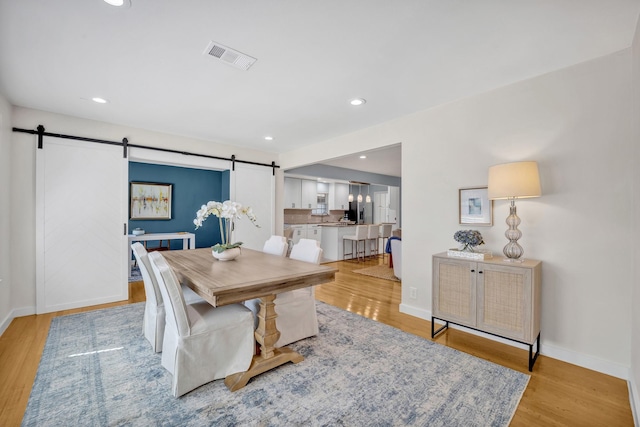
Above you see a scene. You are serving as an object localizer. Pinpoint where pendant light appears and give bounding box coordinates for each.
[365,186,371,203]
[357,184,363,203]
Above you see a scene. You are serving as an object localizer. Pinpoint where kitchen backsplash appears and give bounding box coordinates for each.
[284,209,346,224]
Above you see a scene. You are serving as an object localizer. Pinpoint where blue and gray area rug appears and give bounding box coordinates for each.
[23,302,529,426]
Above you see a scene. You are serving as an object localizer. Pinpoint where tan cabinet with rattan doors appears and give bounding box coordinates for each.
[431,253,542,371]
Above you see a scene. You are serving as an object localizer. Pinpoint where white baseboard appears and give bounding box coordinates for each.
[399,304,630,380]
[0,305,36,336]
[628,373,639,426]
[0,313,10,336]
[399,303,430,320]
[37,294,127,314]
[541,342,629,380]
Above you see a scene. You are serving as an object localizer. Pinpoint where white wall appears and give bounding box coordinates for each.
[0,93,12,333]
[630,15,640,425]
[9,107,278,314]
[281,49,635,378]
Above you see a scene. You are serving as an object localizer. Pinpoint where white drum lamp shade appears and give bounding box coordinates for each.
[488,161,541,200]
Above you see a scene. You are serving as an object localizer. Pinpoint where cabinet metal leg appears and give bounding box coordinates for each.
[431,317,449,338]
[432,317,540,372]
[528,332,540,371]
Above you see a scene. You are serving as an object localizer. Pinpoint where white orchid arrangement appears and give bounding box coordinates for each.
[194,200,259,253]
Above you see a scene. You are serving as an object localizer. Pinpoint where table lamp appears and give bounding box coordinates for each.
[488,161,541,260]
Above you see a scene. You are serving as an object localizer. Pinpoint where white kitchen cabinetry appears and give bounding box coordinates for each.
[431,253,542,371]
[333,183,350,210]
[301,179,317,209]
[317,182,329,193]
[289,225,306,244]
[306,224,322,243]
[284,178,302,209]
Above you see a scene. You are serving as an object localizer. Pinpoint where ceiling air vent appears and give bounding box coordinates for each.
[203,41,257,71]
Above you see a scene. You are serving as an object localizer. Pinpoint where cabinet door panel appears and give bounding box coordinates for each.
[284,178,301,208]
[433,258,476,327]
[333,183,349,210]
[301,179,317,209]
[477,264,532,342]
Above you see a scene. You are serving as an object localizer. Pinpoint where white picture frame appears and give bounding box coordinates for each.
[459,186,493,226]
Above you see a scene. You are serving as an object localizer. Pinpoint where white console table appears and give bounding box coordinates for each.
[128,232,196,277]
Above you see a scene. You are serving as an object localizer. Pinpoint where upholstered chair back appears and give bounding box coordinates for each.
[380,224,393,238]
[354,224,368,240]
[148,252,191,337]
[263,235,288,257]
[290,238,323,265]
[131,242,163,307]
[367,224,379,239]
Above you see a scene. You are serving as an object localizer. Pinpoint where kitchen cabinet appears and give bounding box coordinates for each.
[332,183,350,210]
[306,224,322,243]
[289,225,306,244]
[284,178,302,208]
[431,253,542,371]
[287,224,321,245]
[317,182,329,193]
[301,179,317,209]
[285,177,317,209]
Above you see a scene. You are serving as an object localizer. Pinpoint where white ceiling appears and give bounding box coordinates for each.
[1,0,638,166]
[319,145,402,178]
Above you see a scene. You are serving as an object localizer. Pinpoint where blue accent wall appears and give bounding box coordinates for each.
[129,162,226,249]
[221,170,230,200]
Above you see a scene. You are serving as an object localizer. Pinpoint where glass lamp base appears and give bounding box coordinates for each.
[503,200,525,262]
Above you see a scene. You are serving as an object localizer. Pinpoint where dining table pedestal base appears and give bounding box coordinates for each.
[224,347,303,392]
[224,294,304,392]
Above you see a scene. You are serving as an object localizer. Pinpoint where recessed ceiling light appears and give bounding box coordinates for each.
[349,98,366,106]
[359,155,367,159]
[103,0,131,7]
[92,97,109,104]
[264,136,273,141]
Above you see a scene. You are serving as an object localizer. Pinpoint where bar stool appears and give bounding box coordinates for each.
[367,224,380,259]
[343,225,367,262]
[379,224,393,263]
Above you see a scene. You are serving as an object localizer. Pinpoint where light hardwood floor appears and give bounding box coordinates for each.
[0,258,634,426]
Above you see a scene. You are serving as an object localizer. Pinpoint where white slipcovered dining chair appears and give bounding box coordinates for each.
[245,238,322,348]
[290,238,323,264]
[131,242,204,353]
[147,252,255,397]
[262,235,288,257]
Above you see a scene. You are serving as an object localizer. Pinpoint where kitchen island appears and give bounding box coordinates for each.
[320,224,376,261]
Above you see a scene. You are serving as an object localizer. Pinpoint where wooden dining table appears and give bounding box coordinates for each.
[162,247,337,391]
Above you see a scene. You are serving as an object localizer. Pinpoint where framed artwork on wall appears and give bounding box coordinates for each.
[130,182,172,220]
[459,186,492,226]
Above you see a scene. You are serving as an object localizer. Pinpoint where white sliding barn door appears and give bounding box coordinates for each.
[36,138,127,313]
[230,163,274,251]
